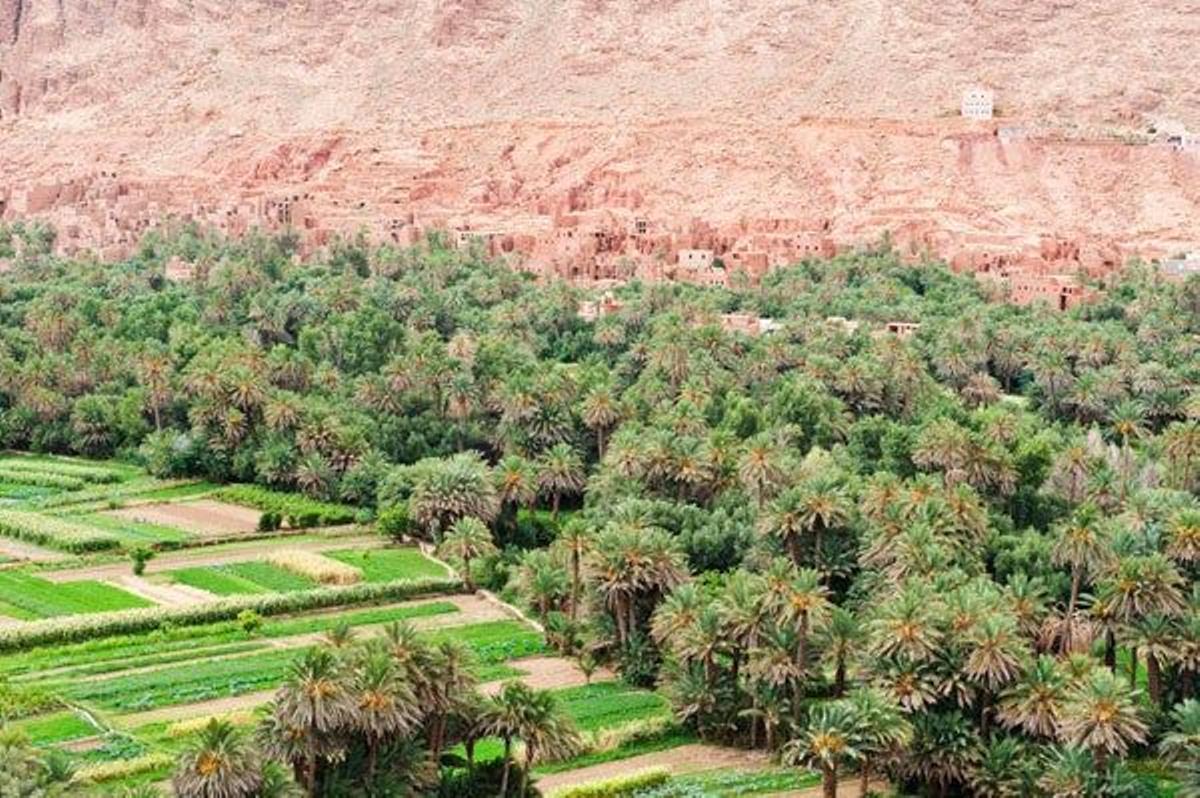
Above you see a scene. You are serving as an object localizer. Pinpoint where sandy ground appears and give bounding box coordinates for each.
[481,656,614,695]
[111,574,215,607]
[38,534,383,583]
[0,537,66,562]
[539,745,772,792]
[104,500,263,538]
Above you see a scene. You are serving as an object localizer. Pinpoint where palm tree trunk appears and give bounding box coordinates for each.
[1129,646,1138,689]
[834,655,846,696]
[597,427,607,459]
[1147,654,1162,706]
[552,490,561,521]
[1063,566,1082,653]
[814,526,823,573]
[305,757,318,798]
[823,765,837,798]
[463,554,474,591]
[787,536,802,568]
[520,742,537,797]
[859,757,871,797]
[1105,629,1117,671]
[570,551,581,621]
[500,737,513,796]
[749,695,759,749]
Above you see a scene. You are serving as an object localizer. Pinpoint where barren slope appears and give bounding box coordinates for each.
[2,0,1199,265]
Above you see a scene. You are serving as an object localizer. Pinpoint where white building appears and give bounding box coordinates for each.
[961,88,995,120]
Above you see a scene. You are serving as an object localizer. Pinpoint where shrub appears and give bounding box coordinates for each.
[130,547,155,576]
[256,511,281,532]
[267,550,362,585]
[0,468,85,491]
[377,504,410,541]
[236,609,262,634]
[0,680,61,719]
[165,711,256,738]
[548,768,670,798]
[0,510,121,553]
[0,576,461,652]
[214,485,355,526]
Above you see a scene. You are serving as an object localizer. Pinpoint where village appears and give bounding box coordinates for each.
[2,91,1198,316]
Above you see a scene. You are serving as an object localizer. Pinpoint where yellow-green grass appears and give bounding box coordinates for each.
[0,571,153,618]
[167,562,317,595]
[325,548,447,582]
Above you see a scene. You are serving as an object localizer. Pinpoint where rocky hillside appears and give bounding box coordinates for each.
[2,0,1199,263]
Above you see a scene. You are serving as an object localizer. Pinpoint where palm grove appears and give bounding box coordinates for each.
[1,220,1199,796]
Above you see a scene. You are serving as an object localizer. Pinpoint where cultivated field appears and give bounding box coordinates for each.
[0,454,775,795]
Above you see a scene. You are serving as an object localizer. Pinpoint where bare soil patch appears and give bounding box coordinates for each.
[482,656,614,696]
[111,575,214,608]
[105,499,262,538]
[539,744,770,793]
[0,537,65,563]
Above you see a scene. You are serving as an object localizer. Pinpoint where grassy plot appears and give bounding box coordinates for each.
[470,681,674,764]
[59,620,544,713]
[0,571,153,618]
[2,601,461,681]
[8,710,97,746]
[637,769,822,797]
[326,548,447,582]
[168,562,317,595]
[75,512,190,546]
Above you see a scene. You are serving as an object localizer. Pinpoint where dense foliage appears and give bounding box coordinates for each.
[2,227,1199,795]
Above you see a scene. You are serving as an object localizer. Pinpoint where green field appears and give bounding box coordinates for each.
[74,512,191,546]
[0,571,152,618]
[326,548,447,582]
[168,561,317,595]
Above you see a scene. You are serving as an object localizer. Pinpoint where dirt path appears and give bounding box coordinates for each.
[116,689,281,728]
[39,534,384,582]
[111,575,215,607]
[539,744,771,793]
[0,536,65,563]
[482,656,614,695]
[768,780,888,798]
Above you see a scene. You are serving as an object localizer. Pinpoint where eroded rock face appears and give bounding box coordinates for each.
[1,1,1199,271]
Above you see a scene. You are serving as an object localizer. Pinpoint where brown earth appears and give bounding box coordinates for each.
[538,744,771,793]
[1,2,1199,270]
[104,499,263,538]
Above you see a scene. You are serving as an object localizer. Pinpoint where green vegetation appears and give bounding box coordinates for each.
[325,547,447,582]
[0,509,120,552]
[213,485,356,527]
[0,571,152,617]
[2,232,1199,795]
[8,710,96,745]
[73,511,190,546]
[552,768,670,798]
[169,561,317,595]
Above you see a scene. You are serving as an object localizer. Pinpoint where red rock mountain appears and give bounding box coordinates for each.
[2,0,1199,271]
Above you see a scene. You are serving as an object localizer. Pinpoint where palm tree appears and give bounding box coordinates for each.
[997,655,1068,739]
[1037,745,1099,798]
[537,443,586,520]
[589,523,687,647]
[437,516,498,591]
[553,520,592,620]
[262,647,357,795]
[495,455,538,520]
[350,651,419,780]
[1162,699,1200,798]
[782,701,861,798]
[963,613,1028,733]
[581,385,622,458]
[1050,505,1113,654]
[845,687,912,798]
[793,475,852,575]
[480,682,580,797]
[737,437,788,510]
[820,607,864,697]
[778,568,830,687]
[759,487,808,567]
[1058,668,1148,769]
[1163,421,1200,492]
[1126,614,1178,707]
[514,549,569,623]
[1167,508,1200,565]
[173,719,263,798]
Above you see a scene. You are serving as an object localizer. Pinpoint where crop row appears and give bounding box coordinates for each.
[0,571,152,618]
[0,576,462,652]
[0,458,123,484]
[169,561,317,595]
[267,549,361,584]
[65,620,544,712]
[3,600,459,681]
[0,509,121,552]
[213,484,357,526]
[0,468,86,491]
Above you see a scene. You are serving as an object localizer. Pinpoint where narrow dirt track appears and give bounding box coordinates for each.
[39,533,383,583]
[111,575,215,607]
[0,537,65,563]
[481,656,614,695]
[538,744,771,792]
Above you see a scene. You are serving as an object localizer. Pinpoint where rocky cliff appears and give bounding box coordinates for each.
[2,0,1199,267]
